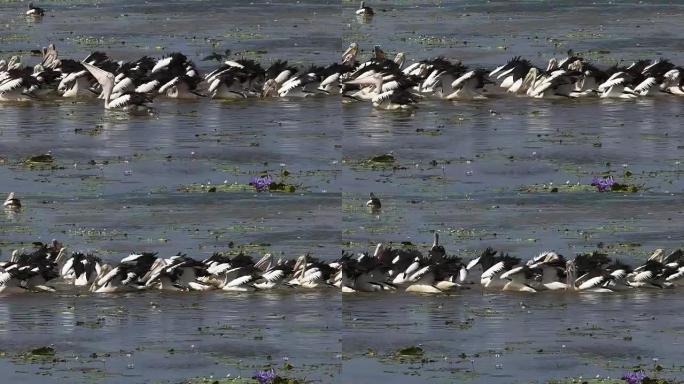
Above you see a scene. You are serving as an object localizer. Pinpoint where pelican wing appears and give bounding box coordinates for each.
[500,266,525,280]
[300,269,323,284]
[598,74,625,92]
[275,69,293,84]
[451,70,475,89]
[632,270,653,282]
[408,265,431,282]
[223,60,244,69]
[261,269,285,283]
[96,266,120,286]
[61,257,74,277]
[158,76,179,94]
[482,261,505,279]
[0,78,24,92]
[634,77,657,93]
[664,69,681,81]
[489,63,507,78]
[458,267,468,282]
[665,267,684,282]
[108,94,132,108]
[151,56,173,73]
[112,77,135,94]
[320,73,340,88]
[135,79,160,93]
[610,269,627,279]
[466,257,481,271]
[278,78,303,95]
[578,275,605,290]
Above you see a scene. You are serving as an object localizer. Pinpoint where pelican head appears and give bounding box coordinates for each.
[546,57,558,72]
[8,56,20,70]
[393,52,406,69]
[82,62,118,108]
[342,42,359,66]
[346,73,383,92]
[3,192,20,209]
[568,59,583,72]
[293,254,309,276]
[522,67,539,89]
[565,260,577,290]
[261,79,279,98]
[41,43,58,67]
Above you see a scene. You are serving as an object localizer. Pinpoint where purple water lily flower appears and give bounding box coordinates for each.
[591,176,615,192]
[622,370,646,384]
[253,368,276,384]
[250,175,273,192]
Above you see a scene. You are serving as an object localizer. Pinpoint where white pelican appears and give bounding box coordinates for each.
[91,252,160,293]
[366,192,381,210]
[26,3,45,17]
[489,56,535,93]
[82,62,153,111]
[60,252,106,287]
[3,192,21,209]
[356,1,374,16]
[446,69,491,100]
[145,254,213,291]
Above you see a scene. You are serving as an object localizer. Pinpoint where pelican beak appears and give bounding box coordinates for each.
[342,43,358,58]
[261,79,278,98]
[342,43,358,63]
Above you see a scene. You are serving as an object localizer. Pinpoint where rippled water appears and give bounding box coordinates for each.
[1,1,684,383]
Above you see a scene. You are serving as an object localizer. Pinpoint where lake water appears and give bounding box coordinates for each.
[1,0,684,383]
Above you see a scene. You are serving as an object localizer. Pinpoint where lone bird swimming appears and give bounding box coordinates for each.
[3,192,21,209]
[356,1,374,16]
[366,192,381,211]
[26,3,45,17]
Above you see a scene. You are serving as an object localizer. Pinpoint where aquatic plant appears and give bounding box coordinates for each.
[249,175,274,192]
[253,369,276,384]
[591,176,615,192]
[590,176,640,193]
[622,371,646,384]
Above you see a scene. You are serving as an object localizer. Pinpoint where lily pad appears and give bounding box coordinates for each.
[30,346,55,356]
[25,154,54,164]
[369,154,395,163]
[396,346,423,356]
[268,182,297,193]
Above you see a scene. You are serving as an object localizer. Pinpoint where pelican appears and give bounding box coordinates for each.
[366,192,381,210]
[145,254,213,291]
[0,63,40,101]
[356,1,374,16]
[91,252,160,293]
[82,62,153,111]
[60,252,106,287]
[3,192,21,209]
[446,69,492,100]
[490,56,535,93]
[565,252,614,292]
[342,43,359,67]
[526,252,569,291]
[26,3,45,17]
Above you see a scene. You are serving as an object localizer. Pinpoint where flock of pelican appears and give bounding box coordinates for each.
[2,234,684,295]
[1,42,683,112]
